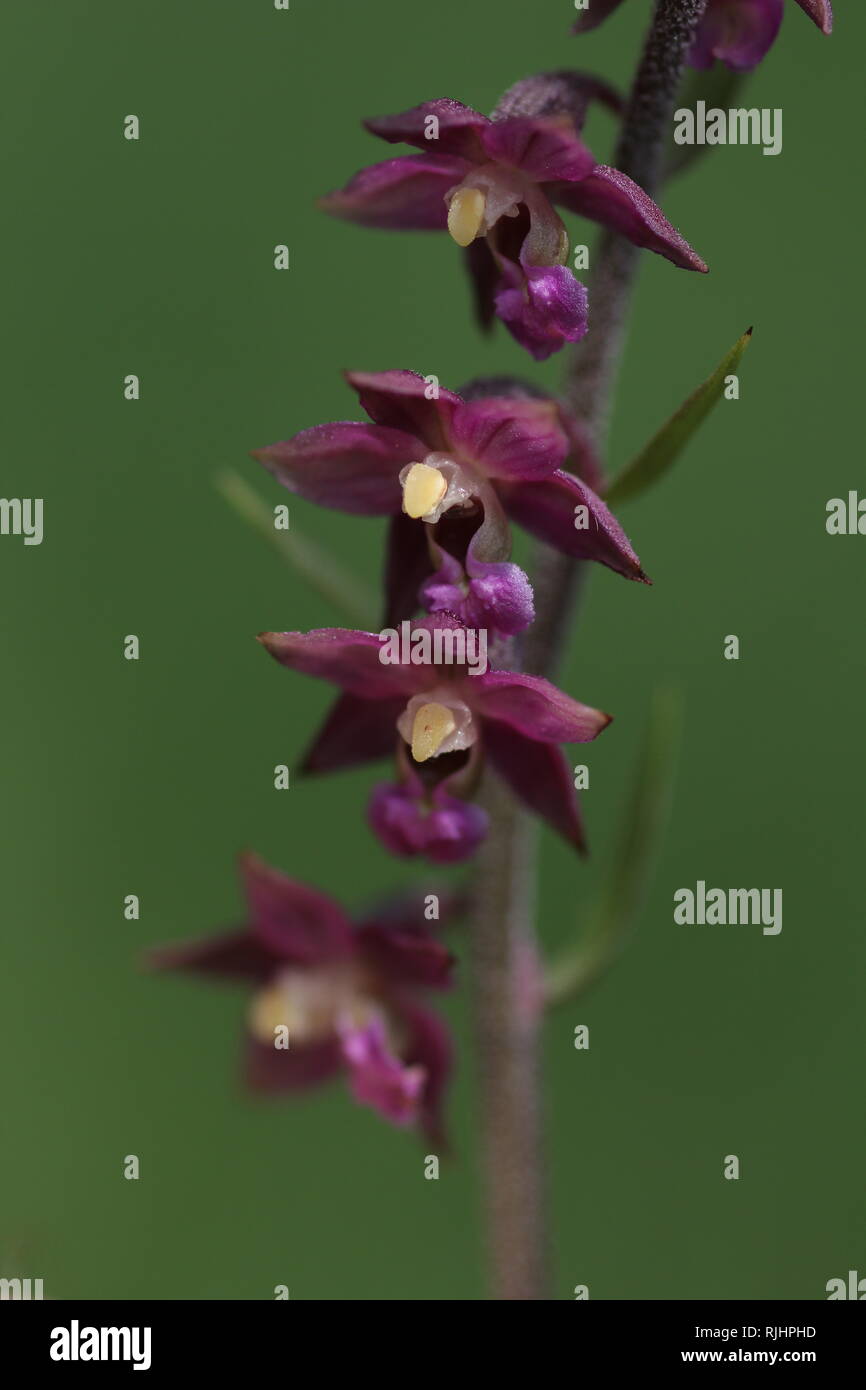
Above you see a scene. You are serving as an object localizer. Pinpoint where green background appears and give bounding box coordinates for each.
[1,0,862,1301]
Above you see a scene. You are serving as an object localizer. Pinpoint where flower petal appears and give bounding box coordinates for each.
[241,853,353,964]
[690,0,783,70]
[253,422,420,516]
[358,886,468,936]
[557,402,607,493]
[393,1000,453,1145]
[792,0,832,35]
[470,671,612,742]
[450,396,570,480]
[245,1034,343,1093]
[319,153,470,230]
[497,468,648,582]
[339,1017,427,1127]
[553,165,708,272]
[463,238,499,332]
[356,920,456,989]
[301,691,404,774]
[491,71,624,134]
[364,99,491,160]
[148,929,276,982]
[482,115,596,183]
[257,628,422,698]
[383,511,435,627]
[484,722,587,853]
[344,369,461,451]
[458,378,606,492]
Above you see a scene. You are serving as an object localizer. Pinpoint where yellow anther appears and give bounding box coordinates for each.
[411,702,456,763]
[402,462,448,519]
[447,186,486,247]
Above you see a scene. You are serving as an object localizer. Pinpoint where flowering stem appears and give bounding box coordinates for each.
[527,0,707,679]
[471,778,547,1300]
[469,0,706,1302]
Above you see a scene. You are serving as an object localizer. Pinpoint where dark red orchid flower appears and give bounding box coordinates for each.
[150,854,458,1142]
[257,614,612,855]
[253,368,646,632]
[320,87,706,359]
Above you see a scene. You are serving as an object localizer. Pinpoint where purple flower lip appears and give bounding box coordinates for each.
[369,777,489,864]
[421,545,536,638]
[338,1016,427,1127]
[149,853,459,1140]
[319,93,707,357]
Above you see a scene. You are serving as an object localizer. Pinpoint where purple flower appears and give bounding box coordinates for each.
[257,614,611,854]
[319,93,707,359]
[253,369,647,628]
[150,853,457,1141]
[574,1,832,71]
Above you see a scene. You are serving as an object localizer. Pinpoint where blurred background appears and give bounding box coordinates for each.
[0,0,862,1300]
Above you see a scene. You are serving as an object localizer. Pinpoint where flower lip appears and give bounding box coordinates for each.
[367,774,489,864]
[338,1014,428,1127]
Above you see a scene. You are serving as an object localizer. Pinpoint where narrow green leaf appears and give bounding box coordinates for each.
[215,468,378,629]
[606,329,752,506]
[545,687,683,1007]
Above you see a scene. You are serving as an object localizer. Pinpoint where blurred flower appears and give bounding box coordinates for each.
[574,0,832,72]
[151,854,457,1140]
[253,369,646,630]
[258,614,611,853]
[319,88,706,358]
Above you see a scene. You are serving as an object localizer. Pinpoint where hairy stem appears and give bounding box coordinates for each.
[470,794,545,1300]
[469,0,707,1302]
